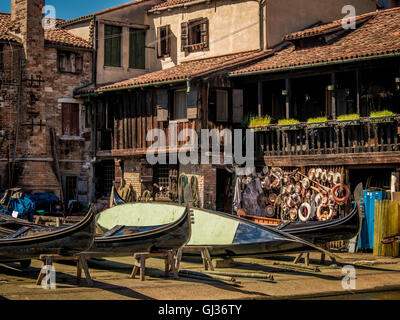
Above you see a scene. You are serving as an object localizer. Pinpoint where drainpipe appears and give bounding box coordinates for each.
[259,0,266,50]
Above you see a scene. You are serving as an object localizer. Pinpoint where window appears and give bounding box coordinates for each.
[157,25,171,58]
[62,103,80,136]
[174,90,187,120]
[216,90,228,122]
[104,25,122,67]
[58,51,83,74]
[181,18,209,52]
[129,28,146,69]
[65,176,77,202]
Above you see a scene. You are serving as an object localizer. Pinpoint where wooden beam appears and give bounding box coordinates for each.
[285,78,291,119]
[356,68,360,115]
[257,80,263,117]
[330,72,336,119]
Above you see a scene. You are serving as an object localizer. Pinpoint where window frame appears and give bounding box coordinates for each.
[62,103,80,137]
[173,89,188,121]
[181,18,209,53]
[104,24,122,68]
[157,25,171,58]
[57,50,83,74]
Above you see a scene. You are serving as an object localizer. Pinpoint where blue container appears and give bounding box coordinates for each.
[359,191,387,249]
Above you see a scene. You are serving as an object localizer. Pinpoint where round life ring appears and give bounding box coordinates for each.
[289,208,298,221]
[332,184,350,204]
[317,205,334,221]
[271,176,281,189]
[298,203,312,222]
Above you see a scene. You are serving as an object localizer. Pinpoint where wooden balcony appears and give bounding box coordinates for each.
[253,116,400,167]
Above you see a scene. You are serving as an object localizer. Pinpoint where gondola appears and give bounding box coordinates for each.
[0,205,96,263]
[113,188,360,249]
[241,203,361,245]
[86,204,193,257]
[98,199,336,258]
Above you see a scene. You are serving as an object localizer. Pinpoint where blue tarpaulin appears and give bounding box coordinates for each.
[10,195,35,222]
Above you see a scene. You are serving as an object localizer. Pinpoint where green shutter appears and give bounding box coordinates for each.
[130,28,146,69]
[104,25,122,67]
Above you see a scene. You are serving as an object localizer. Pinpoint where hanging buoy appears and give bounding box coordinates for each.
[317,204,334,221]
[298,203,312,222]
[332,184,350,204]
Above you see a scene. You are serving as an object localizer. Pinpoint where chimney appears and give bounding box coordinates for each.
[10,0,45,70]
[9,0,62,197]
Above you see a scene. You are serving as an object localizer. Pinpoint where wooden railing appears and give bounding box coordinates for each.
[254,117,400,157]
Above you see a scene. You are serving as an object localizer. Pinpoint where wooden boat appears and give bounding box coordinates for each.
[113,189,359,251]
[96,201,335,258]
[0,206,96,262]
[86,204,193,257]
[241,203,361,245]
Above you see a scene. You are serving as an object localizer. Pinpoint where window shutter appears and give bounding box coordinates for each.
[200,19,209,48]
[232,89,244,123]
[181,22,188,51]
[166,25,171,55]
[187,88,198,120]
[157,27,162,58]
[75,54,83,73]
[130,29,146,69]
[156,89,169,122]
[216,90,228,122]
[62,103,71,135]
[71,104,80,136]
[58,52,67,72]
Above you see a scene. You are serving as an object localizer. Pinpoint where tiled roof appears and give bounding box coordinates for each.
[96,50,273,92]
[231,7,400,76]
[283,11,377,41]
[0,12,92,49]
[58,0,153,27]
[150,0,193,10]
[0,13,17,41]
[44,28,93,49]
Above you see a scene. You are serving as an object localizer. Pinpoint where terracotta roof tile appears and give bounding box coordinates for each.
[0,12,92,49]
[150,0,194,10]
[97,50,272,92]
[231,7,400,76]
[283,11,378,41]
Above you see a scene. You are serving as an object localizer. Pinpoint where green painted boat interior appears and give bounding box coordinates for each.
[96,203,285,246]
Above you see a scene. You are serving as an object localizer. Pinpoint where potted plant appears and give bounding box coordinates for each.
[369,110,396,123]
[248,115,272,130]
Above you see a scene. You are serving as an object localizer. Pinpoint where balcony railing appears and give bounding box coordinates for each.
[253,116,400,157]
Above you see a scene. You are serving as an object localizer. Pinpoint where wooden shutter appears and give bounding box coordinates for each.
[58,52,68,72]
[105,25,121,67]
[200,19,209,48]
[216,90,228,122]
[130,29,146,69]
[165,25,171,56]
[232,89,244,123]
[62,103,80,136]
[156,89,169,122]
[187,88,198,120]
[75,54,83,73]
[181,22,188,52]
[157,27,162,57]
[208,89,217,122]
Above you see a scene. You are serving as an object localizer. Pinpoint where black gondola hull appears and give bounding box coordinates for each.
[86,206,192,258]
[0,208,96,262]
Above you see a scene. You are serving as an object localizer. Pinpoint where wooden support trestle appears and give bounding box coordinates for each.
[36,254,93,287]
[130,250,180,281]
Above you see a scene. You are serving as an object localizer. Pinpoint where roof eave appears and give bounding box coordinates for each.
[229,52,400,78]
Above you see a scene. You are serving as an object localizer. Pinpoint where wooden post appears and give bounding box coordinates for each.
[331,73,336,119]
[356,68,360,115]
[285,78,291,119]
[257,80,263,117]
